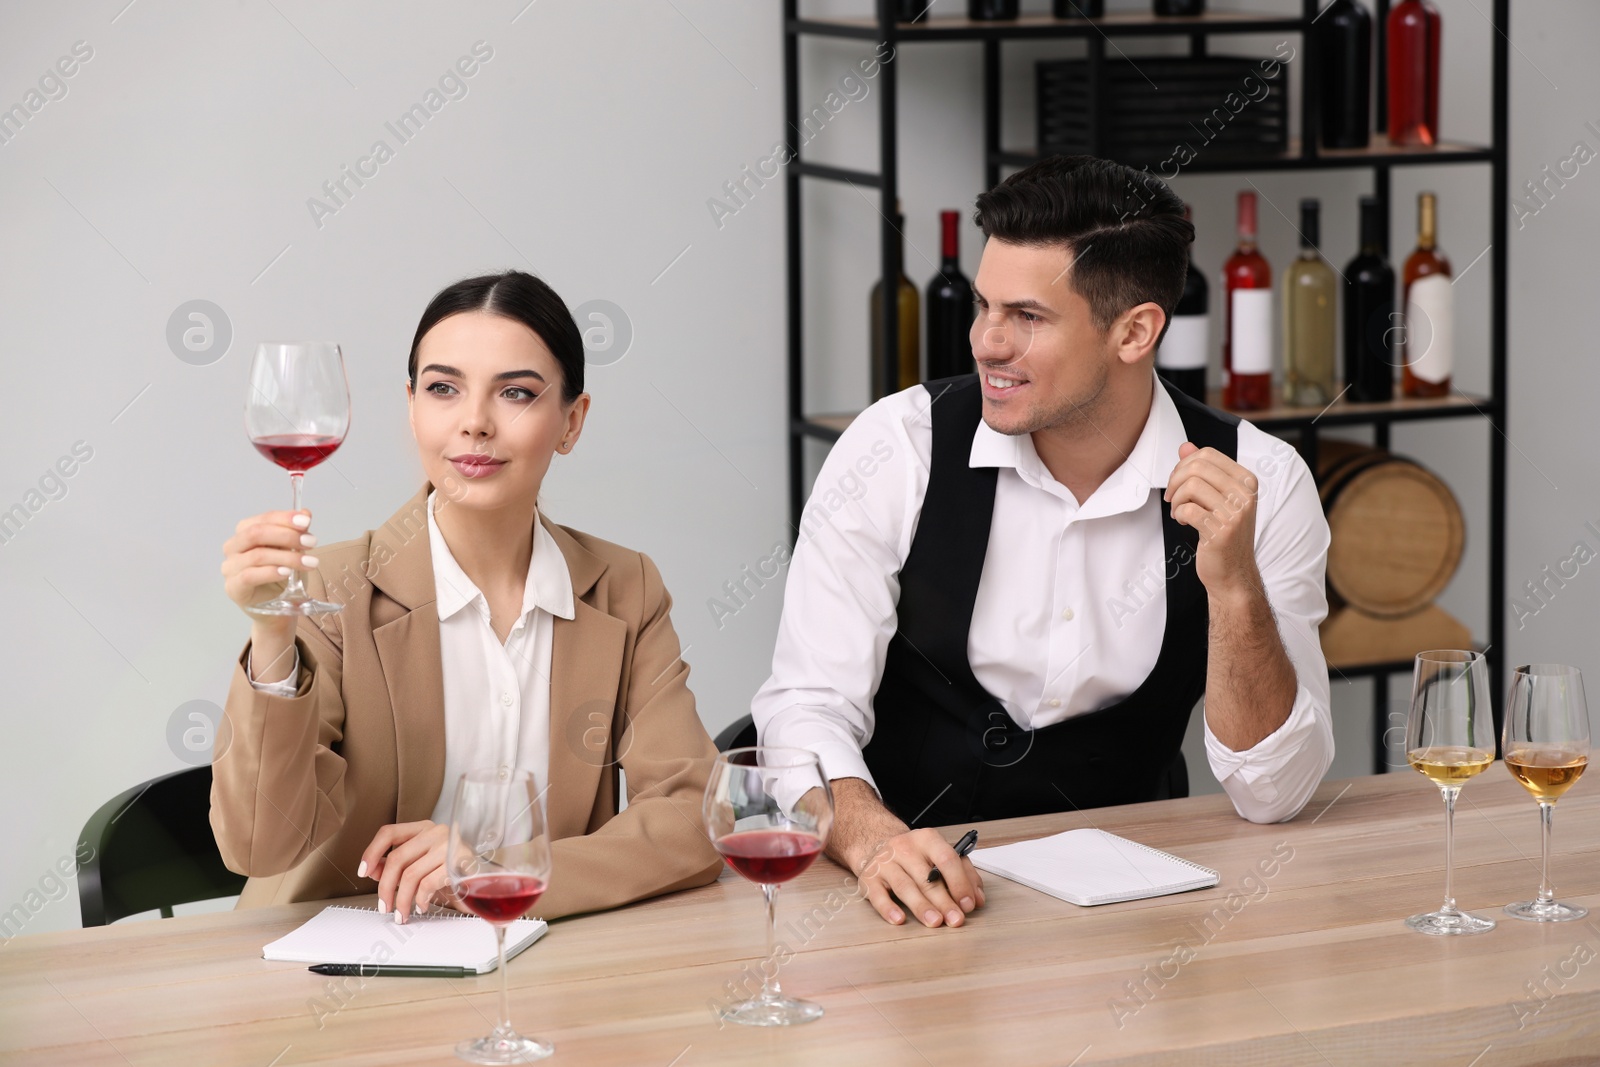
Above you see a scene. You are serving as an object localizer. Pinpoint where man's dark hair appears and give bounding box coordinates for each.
[408,269,585,403]
[973,155,1193,345]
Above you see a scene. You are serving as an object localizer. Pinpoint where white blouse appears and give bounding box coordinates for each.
[247,490,575,825]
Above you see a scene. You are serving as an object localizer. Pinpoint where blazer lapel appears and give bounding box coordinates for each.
[541,516,627,840]
[368,484,447,824]
[362,488,626,836]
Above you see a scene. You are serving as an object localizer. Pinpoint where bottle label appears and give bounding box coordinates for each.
[1157,314,1209,370]
[1230,289,1273,375]
[1405,275,1454,384]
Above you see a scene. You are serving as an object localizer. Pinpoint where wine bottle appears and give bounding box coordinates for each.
[870,201,921,398]
[1052,0,1103,16]
[926,210,975,381]
[1153,0,1205,14]
[1156,204,1209,404]
[1387,0,1441,147]
[895,0,928,23]
[1343,196,1396,403]
[1401,191,1453,398]
[1222,191,1272,411]
[1283,199,1337,407]
[1315,0,1372,149]
[968,0,1019,19]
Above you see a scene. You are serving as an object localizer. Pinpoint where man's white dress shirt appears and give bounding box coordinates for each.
[752,374,1334,824]
[248,491,575,825]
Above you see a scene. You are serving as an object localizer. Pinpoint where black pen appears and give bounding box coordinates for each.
[927,829,979,884]
[309,963,471,978]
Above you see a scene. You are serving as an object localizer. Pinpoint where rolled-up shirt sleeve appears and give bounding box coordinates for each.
[751,391,932,793]
[246,645,301,699]
[1203,430,1335,823]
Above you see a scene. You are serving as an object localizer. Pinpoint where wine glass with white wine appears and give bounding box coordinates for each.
[1405,649,1497,935]
[1502,663,1590,922]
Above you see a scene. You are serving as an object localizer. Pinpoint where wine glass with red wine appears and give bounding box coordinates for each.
[448,768,553,1064]
[702,747,834,1026]
[244,341,349,616]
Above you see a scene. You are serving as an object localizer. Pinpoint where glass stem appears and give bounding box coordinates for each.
[1441,786,1459,913]
[494,923,513,1039]
[1537,801,1556,906]
[761,882,783,1003]
[284,472,308,601]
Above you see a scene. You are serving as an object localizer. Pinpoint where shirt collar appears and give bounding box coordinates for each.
[427,491,576,624]
[967,372,1187,516]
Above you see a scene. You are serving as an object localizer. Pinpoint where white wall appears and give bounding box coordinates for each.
[2,0,1594,938]
[0,0,791,937]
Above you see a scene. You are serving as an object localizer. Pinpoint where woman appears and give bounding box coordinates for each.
[212,270,723,922]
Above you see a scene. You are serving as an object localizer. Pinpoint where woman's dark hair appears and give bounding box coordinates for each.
[973,155,1193,345]
[407,270,585,403]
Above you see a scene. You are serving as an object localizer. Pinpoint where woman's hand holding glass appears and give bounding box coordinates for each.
[220,508,320,684]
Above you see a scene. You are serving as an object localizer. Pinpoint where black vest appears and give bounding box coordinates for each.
[862,374,1239,826]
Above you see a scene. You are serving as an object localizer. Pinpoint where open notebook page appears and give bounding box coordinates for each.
[262,904,547,973]
[971,828,1219,907]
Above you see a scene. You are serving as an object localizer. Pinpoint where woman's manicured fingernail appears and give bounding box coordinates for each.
[960,897,974,911]
[301,555,319,567]
[414,902,425,916]
[292,513,311,528]
[377,899,387,914]
[924,910,940,926]
[889,910,903,924]
[300,534,318,548]
[357,860,367,879]
[947,910,963,925]
[278,567,292,577]
[396,911,406,925]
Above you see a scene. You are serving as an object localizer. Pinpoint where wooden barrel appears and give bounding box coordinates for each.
[1315,442,1465,619]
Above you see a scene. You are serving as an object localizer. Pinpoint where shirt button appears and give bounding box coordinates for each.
[1049,698,1062,708]
[1061,608,1074,621]
[500,692,513,707]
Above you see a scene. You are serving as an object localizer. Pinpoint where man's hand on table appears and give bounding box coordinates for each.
[826,777,985,928]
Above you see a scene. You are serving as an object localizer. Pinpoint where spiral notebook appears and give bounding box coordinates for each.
[262,905,547,974]
[970,828,1219,907]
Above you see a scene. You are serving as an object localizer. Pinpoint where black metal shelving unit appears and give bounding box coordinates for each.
[784,0,1511,774]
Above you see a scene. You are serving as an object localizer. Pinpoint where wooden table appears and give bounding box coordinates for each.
[6,772,1600,1066]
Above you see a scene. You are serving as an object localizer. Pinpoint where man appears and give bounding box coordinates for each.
[753,155,1334,929]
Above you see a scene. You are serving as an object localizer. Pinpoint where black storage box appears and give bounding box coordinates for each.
[1036,55,1289,165]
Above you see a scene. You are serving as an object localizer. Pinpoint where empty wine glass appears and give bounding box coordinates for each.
[448,769,553,1063]
[1503,663,1590,922]
[703,747,833,1026]
[244,341,349,616]
[1404,649,1497,935]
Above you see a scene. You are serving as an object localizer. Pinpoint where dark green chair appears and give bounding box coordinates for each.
[714,714,757,752]
[77,765,247,927]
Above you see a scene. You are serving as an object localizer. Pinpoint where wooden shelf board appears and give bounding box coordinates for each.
[801,389,1493,440]
[794,11,1303,40]
[998,139,1495,173]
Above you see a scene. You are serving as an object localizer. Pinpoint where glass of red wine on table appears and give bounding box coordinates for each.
[448,768,553,1064]
[244,341,350,617]
[703,747,834,1027]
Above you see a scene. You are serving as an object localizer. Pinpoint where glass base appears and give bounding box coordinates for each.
[1405,908,1496,935]
[246,595,343,617]
[720,994,824,1027]
[455,1030,552,1065]
[1505,899,1588,922]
